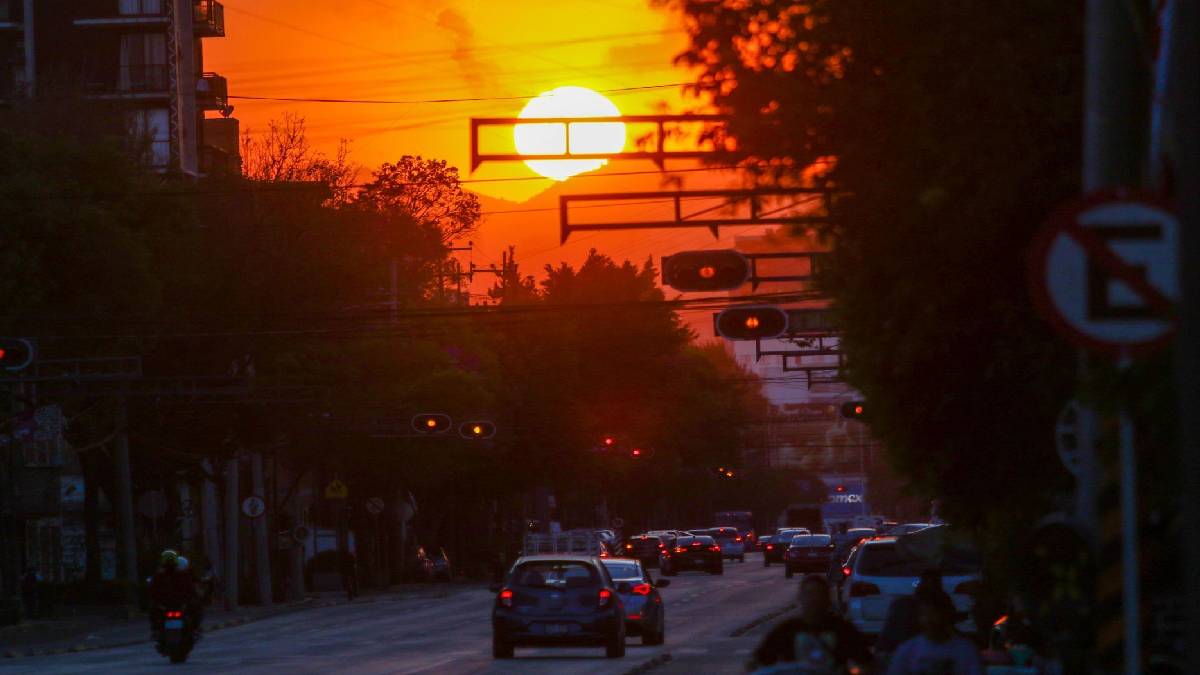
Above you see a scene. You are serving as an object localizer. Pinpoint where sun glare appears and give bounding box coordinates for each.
[514,86,626,181]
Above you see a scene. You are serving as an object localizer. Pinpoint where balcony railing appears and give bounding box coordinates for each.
[196,72,227,110]
[193,0,224,37]
[87,64,169,96]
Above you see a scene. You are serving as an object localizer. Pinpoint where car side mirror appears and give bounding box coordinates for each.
[655,578,670,588]
[616,581,632,594]
[488,583,502,593]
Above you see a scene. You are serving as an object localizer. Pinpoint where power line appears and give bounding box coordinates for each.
[228,81,692,105]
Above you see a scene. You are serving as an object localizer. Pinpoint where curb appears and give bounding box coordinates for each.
[622,652,672,674]
[728,601,798,637]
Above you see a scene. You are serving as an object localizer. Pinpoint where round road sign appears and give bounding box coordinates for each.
[1029,191,1179,357]
[241,495,266,519]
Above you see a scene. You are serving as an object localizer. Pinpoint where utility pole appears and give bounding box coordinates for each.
[113,392,138,594]
[223,455,239,609]
[1164,0,1200,668]
[1082,1,1151,672]
[251,452,272,604]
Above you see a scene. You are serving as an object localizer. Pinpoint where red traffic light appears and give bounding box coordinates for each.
[459,421,497,439]
[603,436,616,447]
[835,484,846,493]
[629,447,655,459]
[714,306,788,340]
[0,338,35,372]
[840,401,867,419]
[662,250,750,292]
[412,413,452,434]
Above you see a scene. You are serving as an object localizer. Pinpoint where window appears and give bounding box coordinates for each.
[128,108,170,167]
[600,560,642,581]
[511,561,599,589]
[119,0,163,15]
[118,34,167,92]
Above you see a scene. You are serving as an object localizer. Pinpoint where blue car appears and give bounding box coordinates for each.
[601,557,670,645]
[491,555,626,659]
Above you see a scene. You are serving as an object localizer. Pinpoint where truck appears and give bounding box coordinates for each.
[522,530,606,557]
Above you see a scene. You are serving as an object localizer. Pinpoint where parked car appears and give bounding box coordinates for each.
[660,535,722,576]
[600,558,670,645]
[701,527,746,562]
[620,534,666,569]
[763,528,810,566]
[837,537,980,637]
[491,555,626,659]
[783,534,834,578]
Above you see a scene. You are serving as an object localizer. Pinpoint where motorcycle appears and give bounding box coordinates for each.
[156,606,196,664]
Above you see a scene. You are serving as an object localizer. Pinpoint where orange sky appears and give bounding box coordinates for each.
[206,1,799,325]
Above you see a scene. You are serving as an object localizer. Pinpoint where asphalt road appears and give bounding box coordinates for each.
[0,553,801,674]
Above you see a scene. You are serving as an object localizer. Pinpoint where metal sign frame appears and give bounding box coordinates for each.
[470,113,729,170]
[559,188,834,242]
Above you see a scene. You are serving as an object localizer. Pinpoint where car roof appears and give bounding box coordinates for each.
[515,554,602,563]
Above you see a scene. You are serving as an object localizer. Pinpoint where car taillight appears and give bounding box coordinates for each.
[598,588,614,608]
[849,582,881,597]
[626,543,633,549]
[735,536,743,542]
[674,546,686,553]
[497,588,514,608]
[165,610,183,618]
[766,544,774,551]
[691,542,702,547]
[629,613,642,620]
[710,545,721,552]
[631,583,651,596]
[842,566,852,577]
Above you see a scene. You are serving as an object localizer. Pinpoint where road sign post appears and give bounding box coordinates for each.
[1031,191,1180,673]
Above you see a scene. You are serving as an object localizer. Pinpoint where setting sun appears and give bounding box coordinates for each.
[513,86,626,181]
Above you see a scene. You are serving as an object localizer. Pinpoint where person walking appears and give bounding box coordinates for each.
[748,574,874,673]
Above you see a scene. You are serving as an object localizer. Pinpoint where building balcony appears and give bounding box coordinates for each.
[73,1,168,29]
[86,63,170,99]
[194,0,225,37]
[196,72,227,110]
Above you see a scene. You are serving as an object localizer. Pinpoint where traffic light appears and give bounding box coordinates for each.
[840,401,867,419]
[629,447,654,459]
[459,421,497,439]
[714,305,788,340]
[411,413,452,434]
[0,338,35,372]
[662,250,750,292]
[602,435,617,448]
[834,484,847,493]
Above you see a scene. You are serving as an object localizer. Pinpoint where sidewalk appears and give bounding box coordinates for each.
[0,582,481,660]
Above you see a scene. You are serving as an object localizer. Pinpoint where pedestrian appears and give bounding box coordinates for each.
[886,588,984,675]
[877,570,946,662]
[748,574,874,673]
[20,568,40,620]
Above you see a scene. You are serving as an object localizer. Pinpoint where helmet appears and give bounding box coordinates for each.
[177,556,190,571]
[160,549,179,567]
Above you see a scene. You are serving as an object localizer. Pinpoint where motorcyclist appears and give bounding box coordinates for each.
[149,550,200,640]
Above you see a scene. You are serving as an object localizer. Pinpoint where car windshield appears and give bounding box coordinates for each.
[601,560,643,581]
[790,534,832,547]
[512,561,599,588]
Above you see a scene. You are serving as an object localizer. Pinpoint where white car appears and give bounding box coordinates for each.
[838,537,979,636]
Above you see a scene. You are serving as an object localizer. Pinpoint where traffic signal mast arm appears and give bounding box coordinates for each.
[559,188,834,243]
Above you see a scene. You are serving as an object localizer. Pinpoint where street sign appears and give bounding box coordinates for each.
[324,479,349,500]
[241,495,265,518]
[1029,192,1179,356]
[366,496,385,515]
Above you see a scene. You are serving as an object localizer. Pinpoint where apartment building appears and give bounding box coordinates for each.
[0,0,238,175]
